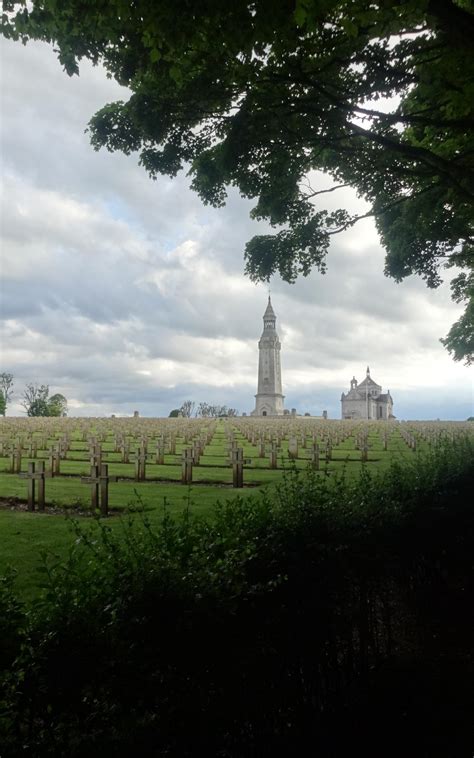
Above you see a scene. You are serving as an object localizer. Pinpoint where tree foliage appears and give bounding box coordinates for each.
[2,0,473,361]
[21,384,68,416]
[48,393,68,416]
[196,402,238,417]
[0,373,14,415]
[179,400,195,418]
[179,400,238,417]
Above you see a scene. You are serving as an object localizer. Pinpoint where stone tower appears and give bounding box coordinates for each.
[252,297,285,416]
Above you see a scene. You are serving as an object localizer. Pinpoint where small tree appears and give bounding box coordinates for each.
[196,402,212,417]
[179,401,195,418]
[169,409,180,418]
[48,393,68,417]
[0,373,14,415]
[21,384,68,417]
[22,384,50,416]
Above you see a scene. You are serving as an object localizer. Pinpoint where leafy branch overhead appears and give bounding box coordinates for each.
[2,0,473,362]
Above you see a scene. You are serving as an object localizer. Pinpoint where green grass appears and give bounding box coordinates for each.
[0,426,427,599]
[0,480,262,600]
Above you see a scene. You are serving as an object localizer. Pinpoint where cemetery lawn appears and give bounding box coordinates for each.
[0,451,414,601]
[0,480,264,601]
[0,417,450,601]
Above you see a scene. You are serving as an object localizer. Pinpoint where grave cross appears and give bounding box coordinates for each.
[228,447,251,488]
[156,439,165,465]
[269,440,278,470]
[81,463,117,516]
[226,439,238,457]
[325,440,332,463]
[48,448,61,477]
[181,448,194,484]
[192,440,201,465]
[59,436,69,459]
[19,461,50,511]
[121,442,130,464]
[27,440,38,458]
[134,448,147,481]
[10,447,22,474]
[310,442,320,470]
[89,443,102,467]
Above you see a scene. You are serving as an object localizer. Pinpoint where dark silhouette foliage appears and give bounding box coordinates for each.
[1,436,473,756]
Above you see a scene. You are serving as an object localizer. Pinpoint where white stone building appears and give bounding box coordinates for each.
[251,297,285,416]
[341,367,394,420]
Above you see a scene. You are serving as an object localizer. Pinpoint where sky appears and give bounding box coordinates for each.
[1,37,472,421]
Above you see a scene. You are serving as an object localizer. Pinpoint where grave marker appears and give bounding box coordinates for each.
[121,442,130,464]
[228,447,251,488]
[81,463,117,516]
[288,437,298,460]
[269,440,278,469]
[155,439,165,465]
[182,448,193,484]
[310,442,320,470]
[19,461,49,511]
[48,449,61,477]
[134,448,147,481]
[10,448,22,474]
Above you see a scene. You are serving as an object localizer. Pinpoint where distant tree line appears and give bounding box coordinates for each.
[0,373,68,417]
[170,400,238,418]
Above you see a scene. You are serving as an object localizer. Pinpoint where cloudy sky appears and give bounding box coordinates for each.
[1,37,472,420]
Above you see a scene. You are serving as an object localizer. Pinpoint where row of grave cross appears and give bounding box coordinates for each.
[10,428,396,514]
[18,442,257,512]
[8,434,335,482]
[19,461,117,516]
[6,427,384,489]
[17,444,257,513]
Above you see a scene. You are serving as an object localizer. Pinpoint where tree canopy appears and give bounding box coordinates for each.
[21,384,68,416]
[0,373,14,415]
[3,0,473,362]
[48,393,68,416]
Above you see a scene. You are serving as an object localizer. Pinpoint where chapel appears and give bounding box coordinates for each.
[341,367,394,420]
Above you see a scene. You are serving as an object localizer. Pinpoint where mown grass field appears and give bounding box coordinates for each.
[0,417,461,598]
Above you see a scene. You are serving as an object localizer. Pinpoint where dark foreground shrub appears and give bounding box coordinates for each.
[1,437,473,756]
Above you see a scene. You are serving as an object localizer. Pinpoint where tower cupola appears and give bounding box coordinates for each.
[263,296,276,330]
